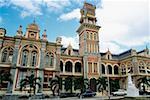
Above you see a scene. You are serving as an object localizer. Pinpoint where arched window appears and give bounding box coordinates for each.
[87,32,89,39]
[108,65,112,74]
[60,61,63,72]
[21,45,38,67]
[114,65,119,75]
[45,52,54,67]
[31,51,37,66]
[139,61,145,73]
[90,33,93,40]
[127,63,133,74]
[94,33,96,40]
[121,64,126,75]
[75,62,81,73]
[50,53,54,66]
[22,50,28,66]
[1,47,13,62]
[45,55,49,66]
[65,61,72,72]
[101,64,105,74]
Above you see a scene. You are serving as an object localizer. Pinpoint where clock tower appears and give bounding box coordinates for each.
[77,2,101,79]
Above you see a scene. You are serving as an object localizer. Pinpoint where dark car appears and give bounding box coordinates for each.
[139,90,150,95]
[79,89,96,98]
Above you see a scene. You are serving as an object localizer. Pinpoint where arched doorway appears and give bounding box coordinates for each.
[90,78,97,92]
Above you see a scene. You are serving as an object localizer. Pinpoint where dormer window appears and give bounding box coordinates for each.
[68,50,71,55]
[108,55,110,59]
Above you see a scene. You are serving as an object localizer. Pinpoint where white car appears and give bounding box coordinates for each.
[112,89,127,96]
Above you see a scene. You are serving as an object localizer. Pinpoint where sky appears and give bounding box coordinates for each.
[0,0,149,54]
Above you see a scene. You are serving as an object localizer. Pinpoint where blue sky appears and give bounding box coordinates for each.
[0,0,149,54]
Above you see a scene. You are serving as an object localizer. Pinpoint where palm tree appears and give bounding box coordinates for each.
[64,76,73,93]
[137,76,150,92]
[109,79,120,93]
[50,76,60,96]
[97,77,107,95]
[74,77,89,94]
[0,70,12,89]
[19,73,41,96]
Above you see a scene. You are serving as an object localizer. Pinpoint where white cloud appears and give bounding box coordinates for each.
[59,0,149,54]
[58,8,80,21]
[96,0,149,53]
[101,42,125,54]
[61,35,79,49]
[43,0,71,12]
[9,0,42,18]
[0,0,71,18]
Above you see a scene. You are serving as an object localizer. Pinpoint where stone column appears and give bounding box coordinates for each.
[7,38,20,93]
[73,63,75,75]
[112,66,114,75]
[83,55,88,78]
[38,42,46,93]
[63,64,65,73]
[62,77,65,93]
[92,62,94,73]
[0,39,3,61]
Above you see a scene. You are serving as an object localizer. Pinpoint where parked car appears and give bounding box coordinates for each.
[139,90,150,95]
[79,89,96,98]
[112,89,127,96]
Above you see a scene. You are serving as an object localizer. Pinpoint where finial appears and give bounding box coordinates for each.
[42,29,47,41]
[16,25,23,36]
[107,48,109,52]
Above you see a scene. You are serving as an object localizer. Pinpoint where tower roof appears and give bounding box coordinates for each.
[27,22,39,31]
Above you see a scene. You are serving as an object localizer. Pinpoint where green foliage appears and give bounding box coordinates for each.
[62,76,89,94]
[109,79,120,92]
[137,76,150,92]
[19,73,41,95]
[0,70,12,88]
[64,76,73,93]
[97,77,107,94]
[50,76,60,96]
[74,77,89,93]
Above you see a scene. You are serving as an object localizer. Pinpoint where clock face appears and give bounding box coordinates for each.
[29,32,36,38]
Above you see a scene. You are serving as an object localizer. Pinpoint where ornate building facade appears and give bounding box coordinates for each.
[0,2,149,95]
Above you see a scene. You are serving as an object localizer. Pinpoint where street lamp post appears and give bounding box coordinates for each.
[107,76,110,100]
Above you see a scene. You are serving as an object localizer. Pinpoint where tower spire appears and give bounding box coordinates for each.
[16,25,23,37]
[42,29,47,41]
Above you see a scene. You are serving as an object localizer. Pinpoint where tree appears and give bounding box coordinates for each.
[19,73,41,96]
[64,76,73,93]
[0,70,12,89]
[74,77,89,94]
[137,76,150,92]
[96,77,107,95]
[109,79,120,93]
[50,76,60,96]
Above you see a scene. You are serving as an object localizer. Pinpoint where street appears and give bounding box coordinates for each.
[48,96,124,100]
